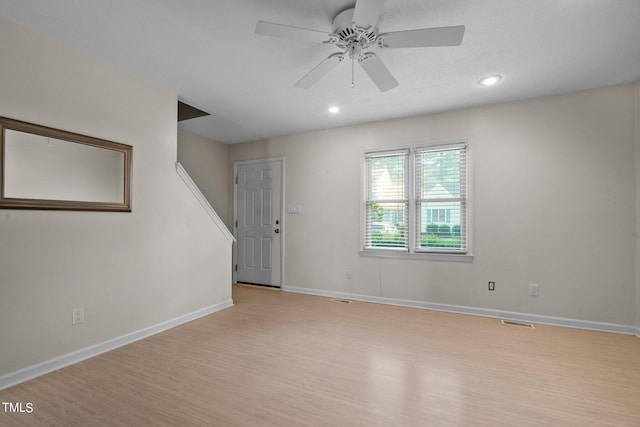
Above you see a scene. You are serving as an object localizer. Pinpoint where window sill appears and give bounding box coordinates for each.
[359,249,473,263]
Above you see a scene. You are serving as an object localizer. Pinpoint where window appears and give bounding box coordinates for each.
[362,140,471,261]
[364,149,408,249]
[428,208,448,224]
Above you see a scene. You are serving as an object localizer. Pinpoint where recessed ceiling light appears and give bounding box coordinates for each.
[478,75,503,86]
[328,106,340,114]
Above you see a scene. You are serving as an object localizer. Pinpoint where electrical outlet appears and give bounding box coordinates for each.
[488,281,495,291]
[529,284,539,297]
[72,307,85,325]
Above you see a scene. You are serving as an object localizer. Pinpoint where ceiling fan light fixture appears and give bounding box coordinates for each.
[256,1,466,92]
[478,75,503,86]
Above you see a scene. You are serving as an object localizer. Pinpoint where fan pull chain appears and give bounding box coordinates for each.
[351,55,355,89]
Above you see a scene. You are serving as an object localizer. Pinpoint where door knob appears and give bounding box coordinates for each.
[274,228,280,234]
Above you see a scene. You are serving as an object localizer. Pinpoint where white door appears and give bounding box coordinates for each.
[235,160,282,287]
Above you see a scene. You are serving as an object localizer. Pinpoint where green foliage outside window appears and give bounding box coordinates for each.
[370,222,406,248]
[371,230,406,248]
[371,203,385,222]
[420,223,461,249]
[421,235,461,249]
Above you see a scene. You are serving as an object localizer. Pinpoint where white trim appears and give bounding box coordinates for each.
[282,286,636,335]
[0,299,233,391]
[359,249,473,262]
[233,158,285,288]
[635,327,640,339]
[176,162,235,244]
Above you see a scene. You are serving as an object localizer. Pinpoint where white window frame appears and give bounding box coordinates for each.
[360,139,473,262]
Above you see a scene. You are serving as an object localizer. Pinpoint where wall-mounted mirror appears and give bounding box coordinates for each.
[0,117,132,211]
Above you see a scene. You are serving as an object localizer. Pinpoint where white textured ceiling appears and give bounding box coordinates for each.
[1,0,639,144]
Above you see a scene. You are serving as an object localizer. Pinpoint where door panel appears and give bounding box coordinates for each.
[236,160,282,286]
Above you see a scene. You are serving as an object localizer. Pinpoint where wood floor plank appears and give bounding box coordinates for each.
[1,284,639,426]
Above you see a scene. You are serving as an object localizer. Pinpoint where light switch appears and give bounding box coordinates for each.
[287,205,302,214]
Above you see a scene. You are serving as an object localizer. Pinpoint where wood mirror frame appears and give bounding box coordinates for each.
[0,117,132,211]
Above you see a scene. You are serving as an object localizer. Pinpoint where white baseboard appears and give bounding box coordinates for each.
[282,286,637,335]
[0,299,234,391]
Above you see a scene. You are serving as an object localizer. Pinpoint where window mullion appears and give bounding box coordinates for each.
[414,149,425,251]
[407,148,415,253]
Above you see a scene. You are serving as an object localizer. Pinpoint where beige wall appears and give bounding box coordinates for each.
[0,19,232,375]
[177,129,231,228]
[230,84,637,326]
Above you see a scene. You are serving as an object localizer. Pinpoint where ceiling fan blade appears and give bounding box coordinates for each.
[352,0,387,28]
[380,25,465,48]
[255,21,333,44]
[359,53,398,92]
[295,53,344,89]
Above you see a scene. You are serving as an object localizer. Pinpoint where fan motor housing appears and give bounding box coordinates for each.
[332,8,377,49]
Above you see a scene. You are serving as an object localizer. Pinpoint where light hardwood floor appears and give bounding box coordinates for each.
[1,284,640,426]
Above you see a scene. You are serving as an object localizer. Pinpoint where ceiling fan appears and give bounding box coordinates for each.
[255,0,465,92]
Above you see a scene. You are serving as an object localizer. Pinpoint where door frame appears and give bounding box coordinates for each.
[232,157,285,287]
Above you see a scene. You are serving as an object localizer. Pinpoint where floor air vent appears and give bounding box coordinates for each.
[329,298,352,304]
[501,319,535,329]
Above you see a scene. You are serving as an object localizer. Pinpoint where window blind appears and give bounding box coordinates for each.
[415,145,467,253]
[364,150,409,250]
